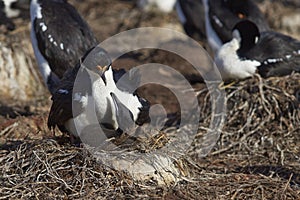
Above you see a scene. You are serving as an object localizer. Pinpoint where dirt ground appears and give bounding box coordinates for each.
[0,0,300,199]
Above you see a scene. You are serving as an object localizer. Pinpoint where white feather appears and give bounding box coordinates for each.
[93,67,142,125]
[138,0,176,13]
[30,29,51,87]
[30,0,42,19]
[215,38,260,80]
[67,66,143,137]
[30,0,52,87]
[65,94,98,137]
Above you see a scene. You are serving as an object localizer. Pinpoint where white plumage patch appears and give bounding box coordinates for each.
[66,94,97,137]
[58,89,69,94]
[30,0,42,19]
[39,22,47,32]
[263,58,284,65]
[215,38,260,80]
[106,67,142,121]
[91,66,142,130]
[286,55,292,59]
[74,92,88,107]
[138,0,176,13]
[30,0,52,88]
[212,15,223,28]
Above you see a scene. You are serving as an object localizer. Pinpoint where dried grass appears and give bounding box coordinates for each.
[0,0,300,197]
[0,74,299,199]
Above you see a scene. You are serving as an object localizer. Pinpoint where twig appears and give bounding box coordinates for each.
[0,122,18,136]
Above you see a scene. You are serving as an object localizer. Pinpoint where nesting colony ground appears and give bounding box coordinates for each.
[0,0,299,199]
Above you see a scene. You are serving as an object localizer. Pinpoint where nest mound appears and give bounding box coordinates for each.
[212,73,299,155]
[0,0,299,198]
[0,74,299,199]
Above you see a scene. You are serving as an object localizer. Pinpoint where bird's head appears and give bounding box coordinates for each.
[81,46,112,80]
[232,20,260,54]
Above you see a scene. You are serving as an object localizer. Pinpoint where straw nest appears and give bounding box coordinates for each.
[0,73,299,199]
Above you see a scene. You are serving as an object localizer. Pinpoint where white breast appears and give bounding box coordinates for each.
[92,75,117,129]
[103,67,142,122]
[65,67,143,137]
[65,94,98,137]
[91,67,142,130]
[215,38,260,80]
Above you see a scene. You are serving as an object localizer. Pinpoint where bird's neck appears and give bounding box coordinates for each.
[237,38,256,55]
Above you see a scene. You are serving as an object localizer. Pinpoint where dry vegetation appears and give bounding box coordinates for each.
[0,0,299,199]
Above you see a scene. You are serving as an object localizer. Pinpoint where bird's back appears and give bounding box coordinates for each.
[241,31,300,77]
[31,0,98,79]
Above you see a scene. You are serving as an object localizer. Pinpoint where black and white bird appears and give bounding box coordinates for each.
[30,0,98,94]
[176,0,269,54]
[215,20,300,80]
[47,47,150,140]
[30,0,150,140]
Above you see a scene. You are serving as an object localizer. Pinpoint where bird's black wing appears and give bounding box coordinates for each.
[47,45,112,132]
[242,31,300,77]
[47,62,92,132]
[32,0,98,79]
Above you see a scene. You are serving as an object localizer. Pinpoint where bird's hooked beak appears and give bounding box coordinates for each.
[96,65,108,76]
[95,65,109,84]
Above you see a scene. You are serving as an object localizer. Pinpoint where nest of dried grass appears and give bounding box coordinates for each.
[0,73,299,199]
[202,73,299,156]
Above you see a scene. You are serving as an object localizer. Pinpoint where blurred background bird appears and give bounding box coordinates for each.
[30,0,99,94]
[176,0,270,55]
[215,20,300,80]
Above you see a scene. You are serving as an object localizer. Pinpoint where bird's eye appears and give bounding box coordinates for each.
[237,13,245,19]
